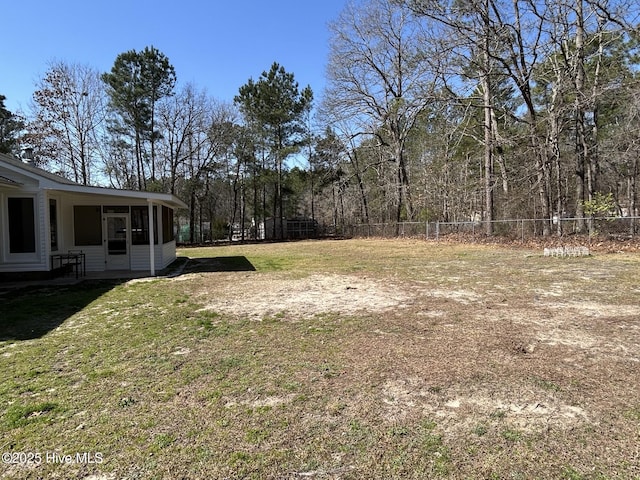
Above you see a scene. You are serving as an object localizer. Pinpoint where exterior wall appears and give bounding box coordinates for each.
[130,244,167,271]
[0,156,182,277]
[1,190,176,274]
[61,194,170,272]
[58,194,108,272]
[0,184,49,273]
[161,241,177,269]
[128,243,176,271]
[36,190,48,269]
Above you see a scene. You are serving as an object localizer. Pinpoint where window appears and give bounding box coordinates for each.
[74,206,102,245]
[131,206,158,245]
[162,206,174,243]
[50,199,58,251]
[8,197,36,253]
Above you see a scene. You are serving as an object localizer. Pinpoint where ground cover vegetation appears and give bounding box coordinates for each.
[3,0,640,240]
[1,239,639,479]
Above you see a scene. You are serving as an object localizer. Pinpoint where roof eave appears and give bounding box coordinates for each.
[0,176,22,188]
[45,184,187,209]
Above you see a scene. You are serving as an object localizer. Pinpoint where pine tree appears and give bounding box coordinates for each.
[0,95,24,155]
[102,46,176,190]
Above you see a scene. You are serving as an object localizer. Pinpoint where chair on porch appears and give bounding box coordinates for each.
[65,250,85,278]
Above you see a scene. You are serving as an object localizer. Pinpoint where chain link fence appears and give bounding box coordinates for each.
[347,217,640,241]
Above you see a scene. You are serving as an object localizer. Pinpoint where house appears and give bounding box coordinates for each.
[0,153,187,280]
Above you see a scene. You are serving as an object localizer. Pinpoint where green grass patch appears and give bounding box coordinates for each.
[473,424,488,436]
[501,428,523,442]
[624,406,640,422]
[561,466,586,480]
[4,402,60,428]
[490,409,507,420]
[154,432,177,449]
[531,376,562,392]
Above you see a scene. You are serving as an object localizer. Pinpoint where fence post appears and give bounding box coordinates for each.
[436,221,440,240]
[426,221,429,239]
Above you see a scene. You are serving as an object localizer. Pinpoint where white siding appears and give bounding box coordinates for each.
[80,246,106,272]
[0,189,48,273]
[35,190,48,269]
[128,242,176,271]
[60,195,176,273]
[130,244,165,271]
[162,241,176,269]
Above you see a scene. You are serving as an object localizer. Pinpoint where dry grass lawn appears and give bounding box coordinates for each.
[1,239,639,479]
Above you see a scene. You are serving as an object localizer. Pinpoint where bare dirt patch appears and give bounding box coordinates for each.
[182,255,640,459]
[382,377,588,433]
[191,273,412,319]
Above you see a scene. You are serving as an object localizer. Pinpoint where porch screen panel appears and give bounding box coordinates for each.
[74,206,102,245]
[8,197,36,253]
[131,206,158,245]
[162,206,174,243]
[50,199,58,251]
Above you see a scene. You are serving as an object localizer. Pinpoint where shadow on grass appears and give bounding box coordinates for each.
[0,281,122,342]
[181,256,256,273]
[0,257,255,342]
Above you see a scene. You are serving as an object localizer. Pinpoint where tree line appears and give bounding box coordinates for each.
[2,0,639,240]
[320,0,640,236]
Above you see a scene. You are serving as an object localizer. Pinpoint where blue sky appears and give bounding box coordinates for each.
[2,0,347,113]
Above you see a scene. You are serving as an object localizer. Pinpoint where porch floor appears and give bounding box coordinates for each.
[0,258,188,293]
[0,271,147,293]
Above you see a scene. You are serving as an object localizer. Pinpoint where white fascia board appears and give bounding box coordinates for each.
[43,184,188,209]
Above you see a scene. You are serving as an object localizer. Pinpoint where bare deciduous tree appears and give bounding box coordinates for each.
[29,61,106,185]
[156,84,213,194]
[324,0,440,228]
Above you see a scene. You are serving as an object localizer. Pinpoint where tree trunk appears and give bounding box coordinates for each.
[230,176,239,242]
[530,128,551,236]
[630,158,638,234]
[189,186,196,244]
[482,3,494,235]
[395,161,403,235]
[574,0,587,233]
[278,156,285,239]
[253,164,259,240]
[332,183,338,231]
[240,178,246,242]
[588,17,605,206]
[349,150,369,223]
[492,112,508,196]
[483,73,494,234]
[398,148,413,221]
[548,82,564,236]
[272,181,278,239]
[150,104,156,182]
[311,169,316,223]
